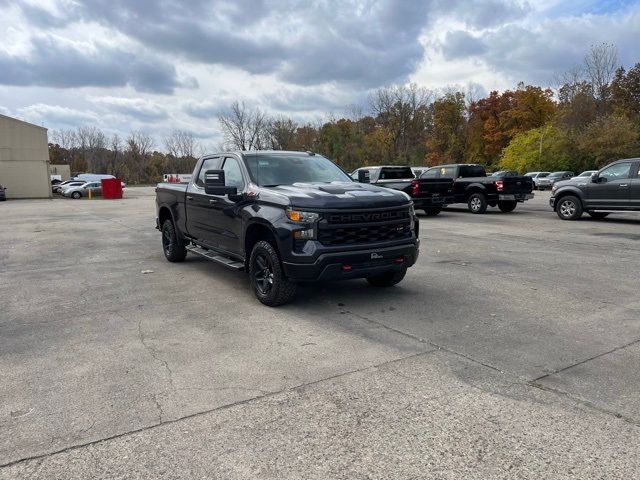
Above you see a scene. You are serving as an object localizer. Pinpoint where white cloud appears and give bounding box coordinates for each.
[0,0,637,147]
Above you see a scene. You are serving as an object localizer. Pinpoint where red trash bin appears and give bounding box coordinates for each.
[101,178,123,199]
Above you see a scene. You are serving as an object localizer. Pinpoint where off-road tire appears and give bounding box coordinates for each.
[366,267,407,287]
[161,219,187,262]
[468,193,488,214]
[249,240,297,307]
[556,195,583,220]
[498,201,517,213]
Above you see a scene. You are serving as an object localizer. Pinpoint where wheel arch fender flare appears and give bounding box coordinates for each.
[553,187,585,210]
[464,183,487,198]
[158,204,188,245]
[243,219,282,266]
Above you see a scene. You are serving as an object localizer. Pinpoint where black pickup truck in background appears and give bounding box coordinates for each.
[420,164,534,213]
[156,151,420,306]
[350,166,454,216]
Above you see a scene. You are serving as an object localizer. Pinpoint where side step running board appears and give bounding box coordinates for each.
[186,245,244,271]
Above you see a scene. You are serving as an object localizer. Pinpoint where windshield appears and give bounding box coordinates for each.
[245,154,352,187]
[549,172,565,177]
[538,172,550,177]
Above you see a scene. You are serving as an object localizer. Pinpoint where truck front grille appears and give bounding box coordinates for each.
[317,207,412,247]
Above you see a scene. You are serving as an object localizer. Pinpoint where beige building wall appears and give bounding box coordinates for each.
[0,114,51,199]
[50,164,71,181]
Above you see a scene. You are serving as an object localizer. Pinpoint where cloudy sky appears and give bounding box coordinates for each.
[1,0,638,150]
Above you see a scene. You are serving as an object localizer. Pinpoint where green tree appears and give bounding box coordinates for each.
[499,125,577,173]
[611,64,640,119]
[577,114,639,167]
[426,92,466,165]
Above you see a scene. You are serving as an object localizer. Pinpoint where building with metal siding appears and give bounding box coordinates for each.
[0,114,51,199]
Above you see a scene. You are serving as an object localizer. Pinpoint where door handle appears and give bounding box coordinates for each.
[186,195,194,200]
[619,184,628,188]
[209,199,218,204]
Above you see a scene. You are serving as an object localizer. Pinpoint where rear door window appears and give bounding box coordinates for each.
[458,165,485,178]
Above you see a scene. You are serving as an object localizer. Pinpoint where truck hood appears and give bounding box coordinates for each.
[262,182,411,209]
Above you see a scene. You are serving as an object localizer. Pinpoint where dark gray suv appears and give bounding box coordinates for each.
[550,159,640,220]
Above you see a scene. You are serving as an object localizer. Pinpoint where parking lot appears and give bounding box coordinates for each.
[1,188,639,478]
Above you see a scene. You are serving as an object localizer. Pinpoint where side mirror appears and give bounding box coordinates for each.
[357,169,371,183]
[204,170,238,196]
[591,173,599,183]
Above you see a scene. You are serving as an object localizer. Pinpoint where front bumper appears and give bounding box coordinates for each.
[499,193,534,202]
[282,242,419,281]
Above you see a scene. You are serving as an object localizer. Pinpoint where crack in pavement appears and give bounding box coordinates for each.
[0,349,433,470]
[334,305,505,374]
[528,382,640,428]
[331,303,640,428]
[531,337,640,383]
[133,313,177,423]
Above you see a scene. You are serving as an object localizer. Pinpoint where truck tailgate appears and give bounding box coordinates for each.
[501,177,534,194]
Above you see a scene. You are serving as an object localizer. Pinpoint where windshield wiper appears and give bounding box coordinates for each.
[262,184,280,187]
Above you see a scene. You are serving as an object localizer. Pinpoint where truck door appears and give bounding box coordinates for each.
[586,161,633,209]
[207,156,246,255]
[629,161,640,209]
[185,156,222,247]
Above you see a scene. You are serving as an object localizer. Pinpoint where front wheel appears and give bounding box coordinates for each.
[162,220,187,262]
[587,211,610,219]
[366,267,407,287]
[467,193,487,214]
[71,191,81,199]
[498,201,517,213]
[249,240,297,307]
[423,207,442,216]
[556,196,583,220]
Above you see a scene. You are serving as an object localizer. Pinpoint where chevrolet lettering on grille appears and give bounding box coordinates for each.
[329,210,406,223]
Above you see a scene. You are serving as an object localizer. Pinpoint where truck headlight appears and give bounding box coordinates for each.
[286,209,319,223]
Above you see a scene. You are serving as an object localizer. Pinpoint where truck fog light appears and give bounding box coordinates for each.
[293,228,315,239]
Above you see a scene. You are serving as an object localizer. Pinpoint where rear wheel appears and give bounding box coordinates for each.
[556,195,583,220]
[498,201,517,213]
[467,193,487,214]
[423,207,442,216]
[587,211,610,219]
[161,220,187,262]
[366,267,407,287]
[249,240,297,307]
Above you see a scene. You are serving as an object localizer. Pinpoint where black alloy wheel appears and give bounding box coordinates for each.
[161,220,187,262]
[249,240,297,306]
[253,252,274,295]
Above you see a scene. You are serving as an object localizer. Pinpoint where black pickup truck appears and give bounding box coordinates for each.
[156,151,420,306]
[420,164,534,213]
[350,166,454,216]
